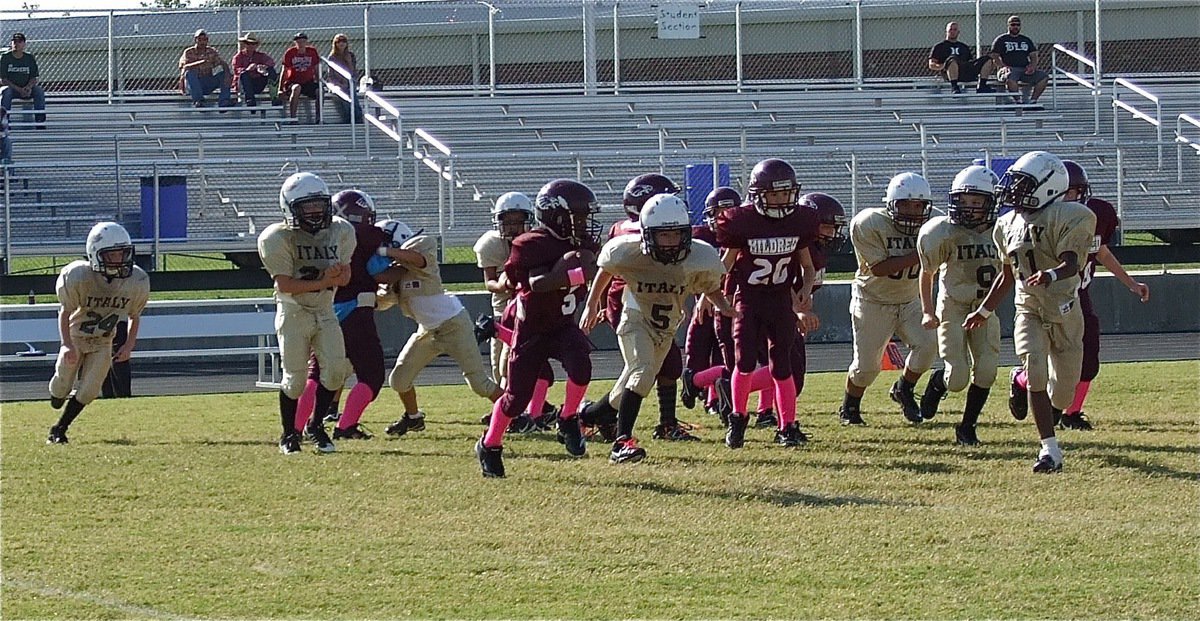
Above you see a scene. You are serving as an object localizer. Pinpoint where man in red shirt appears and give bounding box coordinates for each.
[280,32,321,122]
[231,32,277,109]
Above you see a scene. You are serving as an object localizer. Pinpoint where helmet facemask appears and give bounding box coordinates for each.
[816,219,847,251]
[96,245,135,278]
[643,225,692,265]
[752,185,800,219]
[996,171,1056,211]
[496,210,533,240]
[948,191,997,229]
[887,198,932,236]
[292,197,332,233]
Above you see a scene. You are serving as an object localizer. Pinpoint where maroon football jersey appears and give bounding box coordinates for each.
[794,241,829,294]
[505,228,595,332]
[717,204,818,294]
[604,218,641,324]
[336,225,389,302]
[692,225,718,248]
[1081,197,1119,291]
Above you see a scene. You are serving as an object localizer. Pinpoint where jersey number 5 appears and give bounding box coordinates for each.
[747,257,791,286]
[560,287,579,316]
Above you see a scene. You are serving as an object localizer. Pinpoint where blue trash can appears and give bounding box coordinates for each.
[140,175,188,240]
[972,157,1019,179]
[683,163,730,225]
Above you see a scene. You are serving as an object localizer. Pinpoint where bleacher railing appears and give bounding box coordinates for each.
[1176,114,1200,184]
[1050,43,1101,135]
[1113,77,1164,170]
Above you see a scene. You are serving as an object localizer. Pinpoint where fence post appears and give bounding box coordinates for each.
[114,135,121,221]
[107,11,114,104]
[735,2,743,93]
[974,0,982,64]
[850,152,858,214]
[363,4,371,97]
[488,3,498,95]
[583,0,597,95]
[1115,146,1123,224]
[1094,0,1102,82]
[919,123,928,179]
[3,165,10,274]
[1051,47,1057,111]
[853,0,863,88]
[612,2,621,94]
[437,156,446,261]
[152,164,161,271]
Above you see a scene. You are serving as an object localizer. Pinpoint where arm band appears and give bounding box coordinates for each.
[377,246,390,257]
[1047,269,1058,283]
[568,267,585,287]
[976,306,993,319]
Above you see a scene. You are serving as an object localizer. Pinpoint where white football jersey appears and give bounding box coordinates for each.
[850,207,921,305]
[994,200,1096,318]
[598,235,725,337]
[56,260,151,342]
[917,215,1002,305]
[258,217,357,311]
[473,230,513,315]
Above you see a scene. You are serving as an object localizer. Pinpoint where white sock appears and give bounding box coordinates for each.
[1040,436,1062,463]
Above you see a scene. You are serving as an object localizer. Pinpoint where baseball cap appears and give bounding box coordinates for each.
[11,32,26,42]
[293,32,308,41]
[194,29,208,38]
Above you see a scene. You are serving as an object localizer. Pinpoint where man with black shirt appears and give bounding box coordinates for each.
[991,15,1049,107]
[0,33,46,128]
[929,22,994,94]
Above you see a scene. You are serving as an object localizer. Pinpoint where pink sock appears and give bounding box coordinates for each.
[562,380,588,419]
[337,383,375,429]
[749,366,774,392]
[694,365,724,389]
[483,399,510,448]
[495,324,514,345]
[1066,380,1091,414]
[527,378,550,416]
[757,387,775,413]
[706,385,717,405]
[731,371,752,415]
[1015,368,1028,390]
[295,379,319,432]
[774,376,797,429]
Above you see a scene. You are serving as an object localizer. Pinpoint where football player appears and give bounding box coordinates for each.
[839,172,938,426]
[293,189,394,441]
[965,150,1096,473]
[375,218,503,436]
[916,166,1003,445]
[46,222,151,445]
[258,172,356,454]
[580,194,733,462]
[717,158,820,448]
[476,179,601,478]
[1007,160,1150,430]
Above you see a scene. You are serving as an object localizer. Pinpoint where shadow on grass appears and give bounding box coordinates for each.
[1085,453,1199,481]
[611,481,924,508]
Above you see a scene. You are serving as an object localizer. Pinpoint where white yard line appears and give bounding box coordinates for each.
[3,576,192,620]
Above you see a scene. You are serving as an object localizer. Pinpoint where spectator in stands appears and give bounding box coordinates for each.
[1,33,47,129]
[326,33,364,124]
[280,32,321,123]
[231,32,278,109]
[928,22,994,94]
[990,15,1049,107]
[178,29,232,109]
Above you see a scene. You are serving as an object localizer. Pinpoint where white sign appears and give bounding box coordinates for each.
[657,3,700,40]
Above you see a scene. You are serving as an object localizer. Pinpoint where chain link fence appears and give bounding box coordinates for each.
[1,0,1196,96]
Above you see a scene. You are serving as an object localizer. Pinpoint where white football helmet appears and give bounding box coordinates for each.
[279,171,332,232]
[492,191,534,240]
[86,221,135,279]
[948,165,999,228]
[883,172,933,236]
[997,150,1068,211]
[639,194,692,264]
[377,219,415,248]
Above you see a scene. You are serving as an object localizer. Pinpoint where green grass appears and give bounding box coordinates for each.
[2,361,1197,618]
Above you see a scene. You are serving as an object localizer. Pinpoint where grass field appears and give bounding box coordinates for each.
[2,361,1197,619]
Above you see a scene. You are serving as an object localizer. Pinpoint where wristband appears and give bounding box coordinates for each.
[567,267,585,287]
[377,246,390,257]
[1046,269,1058,283]
[976,306,993,319]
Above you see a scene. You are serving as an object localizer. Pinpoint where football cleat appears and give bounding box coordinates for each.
[323,410,342,424]
[652,422,700,442]
[890,381,924,424]
[332,424,373,440]
[49,396,66,410]
[47,425,69,444]
[557,416,587,457]
[385,412,427,437]
[507,414,539,434]
[610,436,647,464]
[479,412,491,426]
[725,414,749,449]
[754,409,777,429]
[954,423,980,446]
[1059,411,1093,431]
[534,403,561,431]
[475,438,505,478]
[1052,408,1064,427]
[1008,368,1028,420]
[919,369,947,420]
[713,378,733,428]
[278,431,301,454]
[1032,453,1063,474]
[473,313,496,345]
[680,369,700,410]
[774,422,808,447]
[839,406,866,426]
[306,422,336,453]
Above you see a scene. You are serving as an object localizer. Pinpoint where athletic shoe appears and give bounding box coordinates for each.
[473,313,496,344]
[976,84,995,94]
[323,410,342,424]
[950,83,963,94]
[653,422,700,442]
[680,369,700,410]
[754,409,777,429]
[1052,407,1063,427]
[278,432,301,454]
[725,414,749,449]
[610,435,647,464]
[1032,453,1063,473]
[558,416,587,457]
[774,422,808,447]
[332,424,373,440]
[385,412,427,437]
[954,423,980,446]
[890,381,924,424]
[533,403,560,431]
[479,412,492,426]
[1008,368,1028,420]
[506,414,538,434]
[839,406,866,426]
[49,396,66,409]
[47,425,69,444]
[475,438,505,478]
[919,369,946,420]
[713,378,733,428]
[1059,411,1093,431]
[306,422,336,453]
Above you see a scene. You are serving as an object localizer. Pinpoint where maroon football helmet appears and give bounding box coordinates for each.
[1062,159,1090,202]
[622,173,681,219]
[747,158,801,219]
[704,186,741,231]
[535,179,600,247]
[799,192,848,250]
[331,189,376,228]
